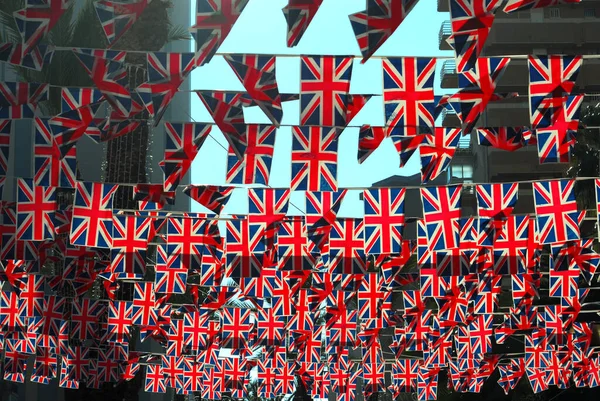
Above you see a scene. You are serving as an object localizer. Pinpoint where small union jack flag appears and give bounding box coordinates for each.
[383,57,436,136]
[16,179,56,241]
[70,182,118,248]
[349,0,419,62]
[13,0,71,56]
[225,218,265,279]
[0,42,54,71]
[0,120,11,176]
[226,124,276,185]
[419,127,462,183]
[196,92,246,158]
[94,0,151,45]
[300,56,353,127]
[73,51,131,117]
[504,0,580,13]
[33,118,77,188]
[498,358,525,394]
[282,0,323,47]
[363,188,406,255]
[184,185,234,214]
[536,94,582,164]
[492,215,530,275]
[452,57,511,133]
[528,54,582,128]
[0,82,48,119]
[329,218,366,275]
[191,0,249,65]
[48,103,100,157]
[476,127,530,151]
[60,87,103,113]
[224,56,282,125]
[111,215,151,275]
[421,184,462,250]
[476,182,518,241]
[533,179,579,244]
[447,0,501,73]
[291,126,339,191]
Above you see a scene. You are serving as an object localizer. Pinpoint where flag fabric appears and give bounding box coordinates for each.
[48,103,100,157]
[349,0,420,62]
[363,188,406,255]
[291,126,338,191]
[476,127,531,151]
[383,57,437,137]
[69,182,118,248]
[111,215,151,275]
[13,0,71,56]
[533,179,580,244]
[94,0,151,45]
[503,0,581,13]
[300,56,353,127]
[452,57,511,133]
[226,124,276,185]
[421,185,462,250]
[282,0,324,47]
[0,42,55,71]
[183,185,234,214]
[528,55,582,128]
[196,92,246,158]
[16,179,56,241]
[419,127,462,183]
[0,82,48,119]
[476,182,518,241]
[447,0,501,73]
[60,87,104,113]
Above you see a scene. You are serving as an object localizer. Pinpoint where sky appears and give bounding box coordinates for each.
[189,0,451,216]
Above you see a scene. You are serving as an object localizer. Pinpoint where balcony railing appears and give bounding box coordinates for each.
[438,20,452,48]
[440,60,457,83]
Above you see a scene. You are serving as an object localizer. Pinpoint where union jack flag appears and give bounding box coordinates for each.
[391,358,419,392]
[34,118,77,188]
[512,273,540,308]
[70,182,118,248]
[16,179,56,241]
[420,127,462,183]
[526,367,548,393]
[300,56,352,127]
[498,358,525,394]
[282,0,323,47]
[220,307,253,349]
[504,0,581,13]
[492,215,530,275]
[191,0,249,65]
[476,127,530,151]
[31,347,57,384]
[528,54,582,128]
[144,364,166,393]
[48,103,100,157]
[0,82,48,119]
[111,215,151,275]
[383,57,436,136]
[277,216,317,271]
[183,185,234,214]
[291,126,338,191]
[476,182,518,240]
[106,300,133,344]
[345,94,371,126]
[226,124,276,185]
[533,179,579,244]
[60,87,103,113]
[13,0,71,56]
[94,0,151,45]
[73,51,131,117]
[357,125,389,164]
[196,92,246,158]
[329,218,366,275]
[225,218,265,279]
[392,133,427,167]
[155,244,188,295]
[448,0,501,73]
[452,57,511,133]
[363,188,406,255]
[132,281,157,326]
[349,0,419,62]
[417,366,439,401]
[224,57,282,125]
[421,185,462,250]
[71,298,105,341]
[536,94,582,164]
[0,42,54,71]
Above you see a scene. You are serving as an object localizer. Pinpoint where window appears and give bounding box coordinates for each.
[548,8,561,18]
[451,163,473,183]
[584,8,596,18]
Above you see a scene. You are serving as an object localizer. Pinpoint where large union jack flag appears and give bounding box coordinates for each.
[16,179,56,241]
[0,82,48,119]
[73,51,131,117]
[363,188,406,255]
[533,179,579,244]
[383,57,437,137]
[300,56,353,127]
[291,126,338,191]
[421,185,462,250]
[419,127,462,183]
[94,0,151,45]
[13,0,71,57]
[503,0,580,13]
[226,124,276,185]
[349,0,420,62]
[536,94,582,164]
[476,127,531,151]
[70,182,118,248]
[191,0,249,66]
[448,0,501,73]
[528,55,582,128]
[282,0,324,47]
[452,57,511,134]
